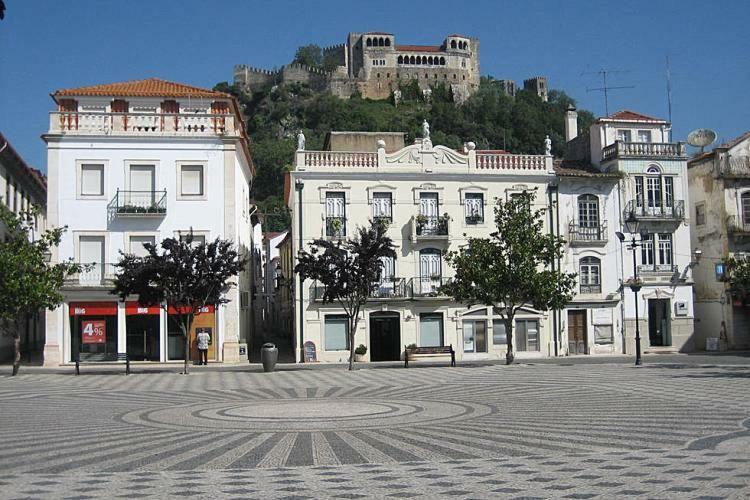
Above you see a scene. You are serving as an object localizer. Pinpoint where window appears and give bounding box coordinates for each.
[5,179,9,207]
[742,192,750,225]
[579,257,601,293]
[640,233,673,271]
[129,235,156,258]
[324,315,349,351]
[657,233,673,268]
[180,165,204,196]
[515,319,539,351]
[492,320,507,345]
[695,203,706,226]
[420,313,443,347]
[641,234,654,267]
[80,164,104,196]
[372,192,392,221]
[637,130,652,143]
[465,193,484,224]
[418,248,442,295]
[78,235,105,284]
[617,129,631,142]
[179,233,206,246]
[577,194,600,239]
[325,192,346,238]
[635,169,674,211]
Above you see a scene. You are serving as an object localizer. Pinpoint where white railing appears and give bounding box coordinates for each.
[302,151,378,168]
[66,263,117,286]
[475,153,547,170]
[49,112,238,136]
[601,141,686,161]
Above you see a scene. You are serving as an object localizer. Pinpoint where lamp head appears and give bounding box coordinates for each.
[694,248,702,262]
[624,212,640,234]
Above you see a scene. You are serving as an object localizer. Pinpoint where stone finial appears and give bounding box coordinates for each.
[544,135,552,156]
[297,131,306,151]
[376,139,386,150]
[466,141,476,151]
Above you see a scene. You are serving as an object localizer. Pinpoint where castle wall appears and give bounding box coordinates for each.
[233,65,276,92]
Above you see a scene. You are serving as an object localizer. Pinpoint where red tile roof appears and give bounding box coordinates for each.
[0,132,47,198]
[395,45,442,53]
[602,109,666,123]
[53,78,230,99]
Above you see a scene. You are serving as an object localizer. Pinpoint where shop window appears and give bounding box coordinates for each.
[515,319,539,351]
[69,302,118,362]
[492,320,507,345]
[420,313,444,347]
[324,315,349,351]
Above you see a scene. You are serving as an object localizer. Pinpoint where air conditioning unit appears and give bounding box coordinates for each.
[675,301,688,316]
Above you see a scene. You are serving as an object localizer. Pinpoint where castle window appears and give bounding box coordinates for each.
[397,55,403,64]
[385,38,391,47]
[451,40,457,49]
[422,56,427,64]
[428,56,433,65]
[366,38,372,47]
[377,73,381,78]
[378,37,384,47]
[453,74,457,79]
[463,75,466,80]
[387,73,390,78]
[416,57,421,65]
[410,55,415,65]
[440,56,446,65]
[425,73,429,79]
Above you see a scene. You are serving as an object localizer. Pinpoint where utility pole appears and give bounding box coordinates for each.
[583,68,635,116]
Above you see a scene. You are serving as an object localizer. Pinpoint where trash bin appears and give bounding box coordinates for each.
[261,343,278,372]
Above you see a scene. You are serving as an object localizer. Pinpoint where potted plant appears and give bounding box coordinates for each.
[415,214,428,235]
[405,343,417,361]
[354,344,367,362]
[330,217,344,237]
[625,276,643,292]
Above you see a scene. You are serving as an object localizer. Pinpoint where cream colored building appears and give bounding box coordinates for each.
[688,131,750,350]
[286,132,555,363]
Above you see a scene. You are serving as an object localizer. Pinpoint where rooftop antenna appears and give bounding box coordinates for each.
[582,68,635,116]
[666,56,673,123]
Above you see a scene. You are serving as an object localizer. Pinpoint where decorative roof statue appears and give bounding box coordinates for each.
[544,135,552,156]
[297,130,306,151]
[422,119,430,141]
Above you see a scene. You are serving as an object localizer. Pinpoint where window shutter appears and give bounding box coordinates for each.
[181,166,203,195]
[81,165,103,196]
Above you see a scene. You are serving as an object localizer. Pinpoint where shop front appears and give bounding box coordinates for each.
[69,301,118,362]
[125,302,160,361]
[167,305,217,362]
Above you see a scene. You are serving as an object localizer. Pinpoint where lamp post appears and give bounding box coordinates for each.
[616,212,644,366]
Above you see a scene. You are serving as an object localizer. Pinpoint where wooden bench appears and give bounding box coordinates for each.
[75,353,130,375]
[404,345,456,368]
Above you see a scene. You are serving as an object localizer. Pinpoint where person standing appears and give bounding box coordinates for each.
[197,329,210,365]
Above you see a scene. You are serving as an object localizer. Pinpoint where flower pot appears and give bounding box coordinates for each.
[354,353,366,362]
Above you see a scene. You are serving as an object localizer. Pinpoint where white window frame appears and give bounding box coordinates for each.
[76,160,108,200]
[176,161,207,200]
[124,160,159,192]
[617,129,632,142]
[126,232,158,257]
[463,192,485,225]
[637,130,652,143]
[371,192,393,220]
[324,314,350,351]
[74,231,110,264]
[418,312,445,347]
[174,230,210,247]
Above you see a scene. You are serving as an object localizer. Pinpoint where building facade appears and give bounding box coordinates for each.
[42,78,254,366]
[688,131,750,350]
[286,132,556,363]
[0,133,48,361]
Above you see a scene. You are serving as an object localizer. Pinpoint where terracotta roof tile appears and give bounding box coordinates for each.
[395,45,442,53]
[602,109,666,123]
[53,78,230,99]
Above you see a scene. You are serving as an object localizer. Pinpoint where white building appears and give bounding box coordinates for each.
[688,131,750,350]
[42,78,254,366]
[286,131,555,363]
[0,133,48,361]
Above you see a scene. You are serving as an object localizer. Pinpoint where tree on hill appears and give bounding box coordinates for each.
[442,191,577,364]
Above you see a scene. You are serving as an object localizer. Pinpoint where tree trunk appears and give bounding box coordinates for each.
[505,317,515,365]
[181,319,190,375]
[12,332,21,376]
[348,315,356,371]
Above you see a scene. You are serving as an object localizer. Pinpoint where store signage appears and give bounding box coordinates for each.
[168,304,215,315]
[81,320,106,344]
[69,302,117,316]
[125,302,160,315]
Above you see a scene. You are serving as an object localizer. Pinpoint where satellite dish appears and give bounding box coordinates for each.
[687,129,717,151]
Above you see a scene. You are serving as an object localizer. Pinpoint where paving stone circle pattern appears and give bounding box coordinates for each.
[1,361,749,498]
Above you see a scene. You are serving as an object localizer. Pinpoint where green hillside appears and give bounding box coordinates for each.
[215,77,594,230]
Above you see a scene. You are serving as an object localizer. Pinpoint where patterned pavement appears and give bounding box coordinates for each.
[1,361,749,498]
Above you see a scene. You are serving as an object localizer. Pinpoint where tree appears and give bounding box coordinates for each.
[293,44,323,68]
[443,191,577,364]
[725,256,750,300]
[0,205,82,375]
[295,220,396,370]
[111,231,245,374]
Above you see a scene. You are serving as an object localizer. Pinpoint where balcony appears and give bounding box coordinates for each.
[638,264,679,280]
[410,277,452,298]
[65,263,117,287]
[108,190,167,217]
[623,200,685,222]
[325,216,347,239]
[568,221,608,246]
[312,278,411,301]
[601,141,687,162]
[727,215,750,237]
[49,111,239,137]
[410,215,449,242]
[718,156,750,178]
[579,283,602,294]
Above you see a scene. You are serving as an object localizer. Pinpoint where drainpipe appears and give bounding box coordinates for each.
[617,178,627,354]
[548,184,559,357]
[295,179,305,363]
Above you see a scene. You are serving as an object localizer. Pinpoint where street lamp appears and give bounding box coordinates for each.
[616,212,644,366]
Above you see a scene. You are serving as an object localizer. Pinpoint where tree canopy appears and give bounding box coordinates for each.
[442,191,577,364]
[295,220,396,370]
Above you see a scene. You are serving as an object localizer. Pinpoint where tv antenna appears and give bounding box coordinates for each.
[582,68,635,116]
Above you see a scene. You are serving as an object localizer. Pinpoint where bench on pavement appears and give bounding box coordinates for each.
[404,345,456,368]
[75,353,130,375]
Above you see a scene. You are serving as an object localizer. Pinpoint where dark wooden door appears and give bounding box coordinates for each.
[568,310,588,355]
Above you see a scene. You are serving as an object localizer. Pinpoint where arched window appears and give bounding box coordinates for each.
[451,40,457,49]
[378,37,384,47]
[579,257,601,293]
[397,55,403,64]
[385,38,391,47]
[410,55,415,64]
[440,56,446,65]
[422,56,427,64]
[416,56,421,65]
[366,38,372,47]
[635,164,673,212]
[577,194,600,239]
[428,56,433,65]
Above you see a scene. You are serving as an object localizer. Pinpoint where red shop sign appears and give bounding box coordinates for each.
[125,302,160,315]
[167,304,215,315]
[69,301,118,316]
[81,320,106,344]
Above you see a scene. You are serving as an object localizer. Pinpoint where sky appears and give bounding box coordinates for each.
[0,0,748,172]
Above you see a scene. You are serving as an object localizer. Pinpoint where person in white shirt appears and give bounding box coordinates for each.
[197,329,210,365]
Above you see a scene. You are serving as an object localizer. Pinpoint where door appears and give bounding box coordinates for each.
[325,192,346,237]
[129,165,155,208]
[369,312,401,361]
[420,192,439,233]
[568,310,588,354]
[126,314,160,361]
[419,249,441,294]
[377,255,395,297]
[463,320,487,353]
[648,299,671,346]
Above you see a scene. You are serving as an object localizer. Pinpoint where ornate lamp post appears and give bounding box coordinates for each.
[616,212,644,366]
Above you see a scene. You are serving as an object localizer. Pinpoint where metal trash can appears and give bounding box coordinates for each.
[261,343,278,372]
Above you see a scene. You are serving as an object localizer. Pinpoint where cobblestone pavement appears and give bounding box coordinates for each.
[1,362,749,499]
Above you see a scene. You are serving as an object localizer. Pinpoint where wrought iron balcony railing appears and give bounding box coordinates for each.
[638,264,678,274]
[568,221,608,245]
[312,278,411,301]
[325,216,347,238]
[412,215,450,240]
[623,200,685,221]
[410,276,452,297]
[108,189,167,217]
[727,215,750,234]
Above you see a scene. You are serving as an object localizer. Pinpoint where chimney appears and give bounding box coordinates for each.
[565,104,578,142]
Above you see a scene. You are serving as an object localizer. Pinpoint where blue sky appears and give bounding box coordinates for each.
[1,0,748,172]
